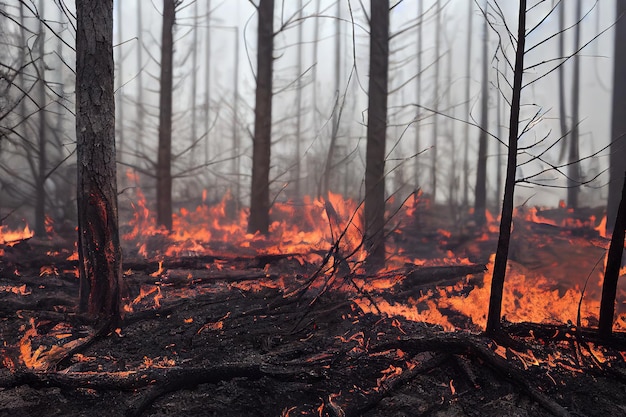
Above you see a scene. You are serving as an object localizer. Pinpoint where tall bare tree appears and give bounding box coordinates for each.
[156,0,177,231]
[34,0,47,237]
[430,0,442,202]
[462,1,473,209]
[474,0,489,226]
[321,0,342,196]
[76,0,124,321]
[567,0,582,208]
[248,0,275,235]
[486,0,526,335]
[364,0,390,270]
[608,0,626,229]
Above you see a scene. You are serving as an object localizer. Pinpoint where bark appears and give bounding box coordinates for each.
[75,0,124,321]
[567,0,582,209]
[364,0,390,271]
[598,172,626,337]
[474,3,489,226]
[486,0,526,335]
[157,0,175,231]
[248,0,274,235]
[608,1,626,230]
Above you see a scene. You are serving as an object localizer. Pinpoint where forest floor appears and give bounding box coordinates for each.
[1,202,625,417]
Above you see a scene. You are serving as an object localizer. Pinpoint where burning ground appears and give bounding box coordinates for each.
[1,191,626,416]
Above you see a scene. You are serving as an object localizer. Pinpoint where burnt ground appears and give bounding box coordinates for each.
[1,203,626,417]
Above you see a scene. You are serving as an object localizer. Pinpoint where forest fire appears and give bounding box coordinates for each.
[2,192,626,415]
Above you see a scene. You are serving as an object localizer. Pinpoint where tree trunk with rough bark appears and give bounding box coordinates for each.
[364,0,390,271]
[248,0,274,235]
[76,0,124,322]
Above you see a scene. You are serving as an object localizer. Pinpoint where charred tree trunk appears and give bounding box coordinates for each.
[321,0,342,197]
[474,3,489,226]
[190,0,199,167]
[294,0,303,198]
[462,1,473,209]
[608,1,626,230]
[486,0,526,335]
[76,0,124,321]
[248,0,274,235]
[430,0,441,202]
[557,1,568,167]
[567,0,582,209]
[204,0,212,164]
[414,0,423,191]
[157,0,175,231]
[364,0,390,271]
[598,172,626,337]
[35,0,47,237]
[136,0,145,155]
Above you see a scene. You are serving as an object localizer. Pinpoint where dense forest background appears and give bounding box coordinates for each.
[0,0,621,235]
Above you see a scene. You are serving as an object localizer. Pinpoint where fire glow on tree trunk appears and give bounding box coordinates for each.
[76,0,124,320]
[486,0,526,335]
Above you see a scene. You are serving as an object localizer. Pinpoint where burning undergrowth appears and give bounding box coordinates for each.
[1,186,626,416]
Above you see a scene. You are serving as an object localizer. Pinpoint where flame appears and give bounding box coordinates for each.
[0,224,33,246]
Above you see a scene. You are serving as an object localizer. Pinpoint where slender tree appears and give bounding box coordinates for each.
[34,0,47,237]
[462,1,473,209]
[248,0,275,234]
[486,0,526,335]
[156,0,176,231]
[364,0,390,270]
[430,0,442,202]
[598,172,626,337]
[321,0,342,196]
[474,0,489,226]
[567,0,582,208]
[608,0,626,229]
[76,0,124,321]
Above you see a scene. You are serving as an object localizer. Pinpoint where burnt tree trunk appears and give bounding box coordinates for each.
[474,1,489,227]
[462,0,472,209]
[34,0,47,237]
[364,0,389,271]
[321,0,342,197]
[567,0,582,209]
[248,0,274,235]
[157,0,175,231]
[486,0,526,335]
[608,1,626,230]
[76,0,124,321]
[598,172,626,337]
